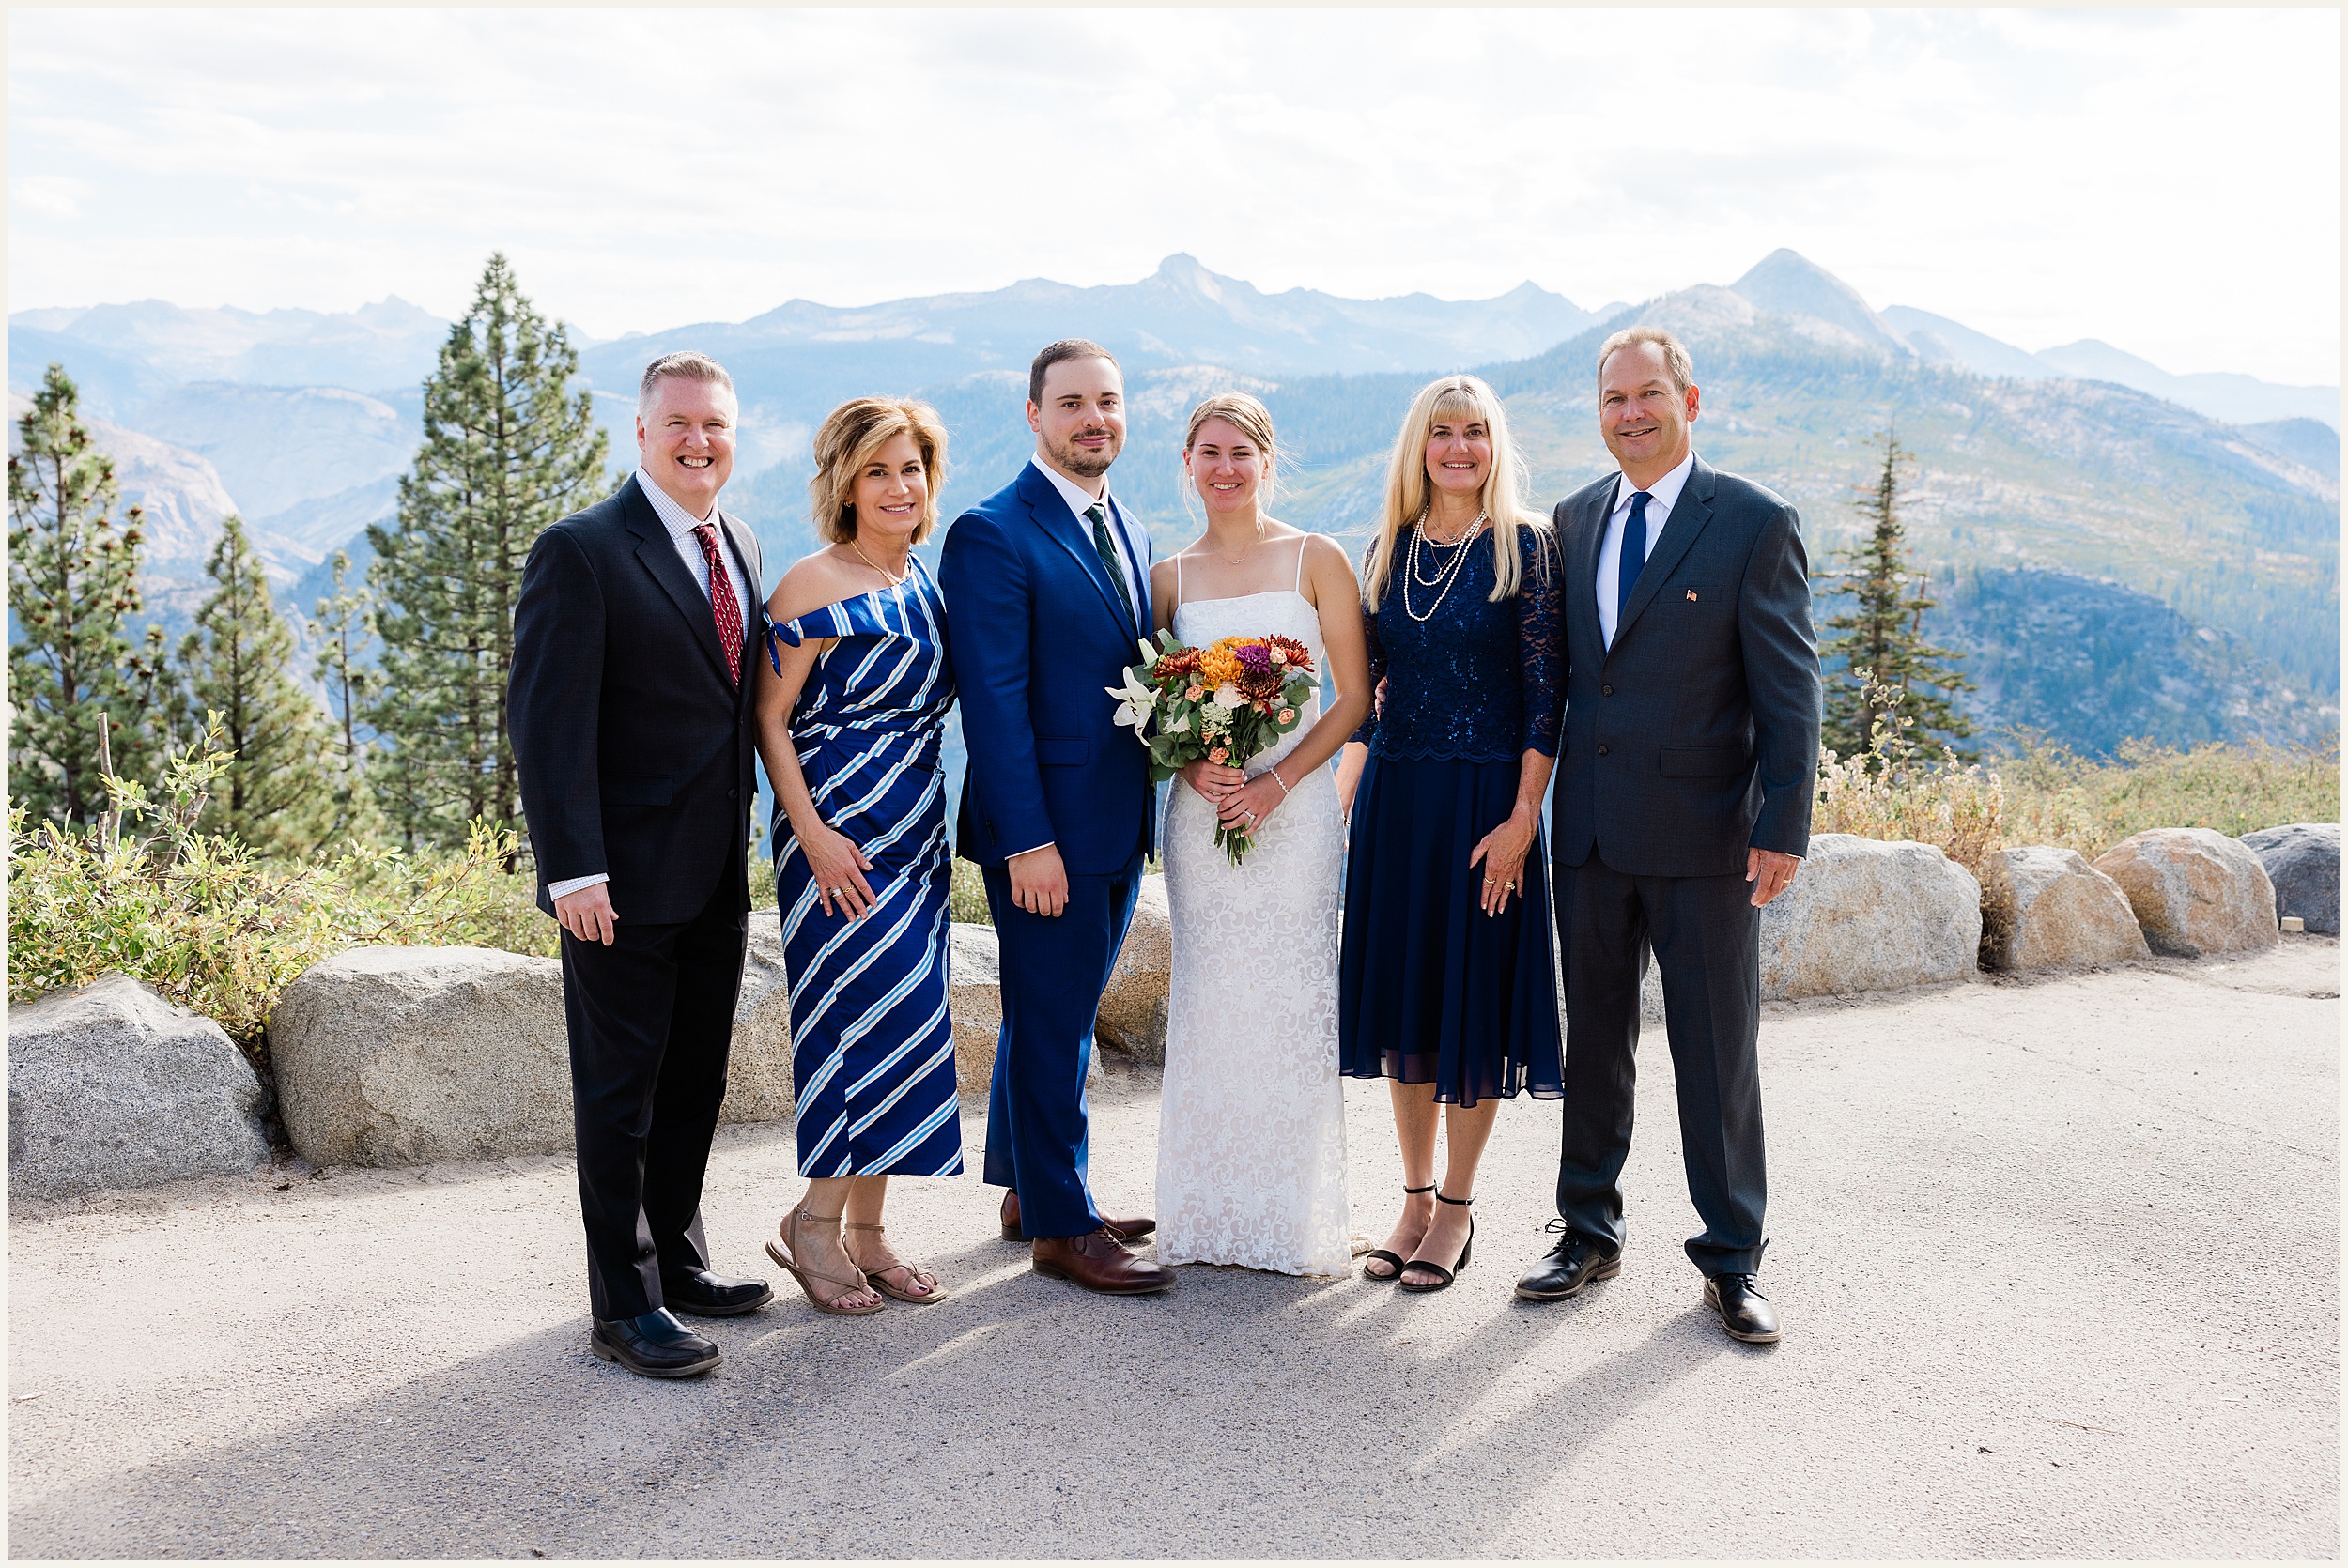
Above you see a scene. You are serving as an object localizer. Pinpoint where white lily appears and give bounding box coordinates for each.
[1135,638,1160,671]
[1105,669,1157,734]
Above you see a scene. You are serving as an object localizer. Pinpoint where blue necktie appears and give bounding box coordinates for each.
[1616,490,1652,636]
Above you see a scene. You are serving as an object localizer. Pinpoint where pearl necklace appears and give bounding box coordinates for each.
[1400,508,1486,623]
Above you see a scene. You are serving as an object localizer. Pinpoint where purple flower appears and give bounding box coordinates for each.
[1234,643,1273,675]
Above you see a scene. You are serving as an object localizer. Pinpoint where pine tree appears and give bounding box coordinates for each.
[1818,431,1975,764]
[179,514,336,856]
[7,364,169,824]
[366,254,609,849]
[306,547,388,846]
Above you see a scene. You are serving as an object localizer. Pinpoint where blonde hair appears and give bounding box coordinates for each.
[1182,392,1280,503]
[808,397,949,546]
[1360,374,1547,607]
[1597,326,1696,393]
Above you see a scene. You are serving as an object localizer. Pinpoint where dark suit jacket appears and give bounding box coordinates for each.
[1551,456,1821,878]
[938,462,1156,875]
[509,475,764,922]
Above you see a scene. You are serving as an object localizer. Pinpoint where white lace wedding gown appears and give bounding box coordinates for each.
[1154,550,1352,1278]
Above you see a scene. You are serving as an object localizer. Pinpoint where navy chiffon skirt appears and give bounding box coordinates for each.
[1337,753,1565,1106]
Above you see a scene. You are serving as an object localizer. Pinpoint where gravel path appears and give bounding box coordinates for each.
[8,940,2338,1559]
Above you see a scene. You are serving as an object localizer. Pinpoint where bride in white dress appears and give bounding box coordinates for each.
[1150,393,1373,1278]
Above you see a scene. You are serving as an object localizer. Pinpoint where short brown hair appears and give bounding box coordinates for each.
[1028,338,1119,407]
[808,396,950,546]
[1596,327,1696,394]
[639,350,734,405]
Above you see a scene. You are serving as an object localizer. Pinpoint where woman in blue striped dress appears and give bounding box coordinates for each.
[753,396,959,1316]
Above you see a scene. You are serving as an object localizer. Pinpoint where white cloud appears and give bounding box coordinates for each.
[7,7,2338,383]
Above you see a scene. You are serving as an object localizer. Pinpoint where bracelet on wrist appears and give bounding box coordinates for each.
[1267,766,1291,799]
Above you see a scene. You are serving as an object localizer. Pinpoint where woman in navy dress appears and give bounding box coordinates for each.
[1336,372,1565,1293]
[753,396,959,1316]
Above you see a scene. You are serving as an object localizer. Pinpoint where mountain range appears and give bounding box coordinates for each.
[8,251,2339,755]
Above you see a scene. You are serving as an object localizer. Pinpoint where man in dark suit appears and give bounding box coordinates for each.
[938,339,1170,1296]
[1516,327,1821,1344]
[510,351,774,1378]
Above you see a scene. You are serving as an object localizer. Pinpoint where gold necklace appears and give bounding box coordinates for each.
[1213,521,1266,566]
[850,537,909,586]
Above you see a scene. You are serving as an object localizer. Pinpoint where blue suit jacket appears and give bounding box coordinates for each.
[1550,455,1821,878]
[938,462,1157,875]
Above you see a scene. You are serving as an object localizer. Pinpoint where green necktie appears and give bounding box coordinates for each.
[1086,503,1135,632]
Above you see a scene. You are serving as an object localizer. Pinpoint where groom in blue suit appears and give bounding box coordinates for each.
[939,340,1173,1296]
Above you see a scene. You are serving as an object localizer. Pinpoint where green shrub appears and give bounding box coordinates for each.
[7,716,553,1055]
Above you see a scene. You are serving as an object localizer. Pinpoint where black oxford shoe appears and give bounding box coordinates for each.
[590,1309,722,1378]
[1515,1224,1622,1301]
[663,1268,773,1317]
[1704,1272,1780,1344]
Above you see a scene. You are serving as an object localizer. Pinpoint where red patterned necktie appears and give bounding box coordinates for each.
[691,523,743,685]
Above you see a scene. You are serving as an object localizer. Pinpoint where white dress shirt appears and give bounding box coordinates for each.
[1597,449,1696,650]
[1030,456,1142,628]
[547,468,754,903]
[634,466,752,643]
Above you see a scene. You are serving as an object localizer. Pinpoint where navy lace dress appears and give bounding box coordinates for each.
[1338,523,1567,1105]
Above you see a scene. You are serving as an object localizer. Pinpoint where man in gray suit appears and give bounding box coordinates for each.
[1516,327,1821,1344]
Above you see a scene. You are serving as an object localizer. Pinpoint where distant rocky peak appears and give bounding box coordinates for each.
[1728,249,1911,357]
[1153,253,1232,303]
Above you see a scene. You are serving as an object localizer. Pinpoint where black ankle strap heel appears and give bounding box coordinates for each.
[1363,1185,1440,1282]
[1398,1192,1475,1294]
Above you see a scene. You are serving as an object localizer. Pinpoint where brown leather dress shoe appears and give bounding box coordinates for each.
[1000,1188,1155,1244]
[1030,1229,1175,1295]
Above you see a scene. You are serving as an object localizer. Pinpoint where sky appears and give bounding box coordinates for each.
[7,8,2340,386]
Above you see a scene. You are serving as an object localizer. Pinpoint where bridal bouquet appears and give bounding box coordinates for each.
[1106,630,1318,866]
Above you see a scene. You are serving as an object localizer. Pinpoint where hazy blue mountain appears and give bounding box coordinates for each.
[14,297,448,392]
[1879,306,2056,381]
[589,254,1606,385]
[1730,249,1913,356]
[1924,567,2338,752]
[2035,339,2339,430]
[2242,418,2340,481]
[124,383,414,520]
[6,326,177,420]
[251,474,403,569]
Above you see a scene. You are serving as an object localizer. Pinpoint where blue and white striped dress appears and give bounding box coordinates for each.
[768,560,961,1178]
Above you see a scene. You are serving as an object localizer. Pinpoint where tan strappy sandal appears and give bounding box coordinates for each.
[766,1207,886,1316]
[844,1221,950,1304]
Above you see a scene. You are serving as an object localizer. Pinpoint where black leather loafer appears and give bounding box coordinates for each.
[1514,1225,1622,1301]
[1704,1272,1780,1344]
[663,1268,773,1317]
[590,1309,722,1378]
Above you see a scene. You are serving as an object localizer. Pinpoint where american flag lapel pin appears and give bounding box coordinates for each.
[1685,589,1698,601]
